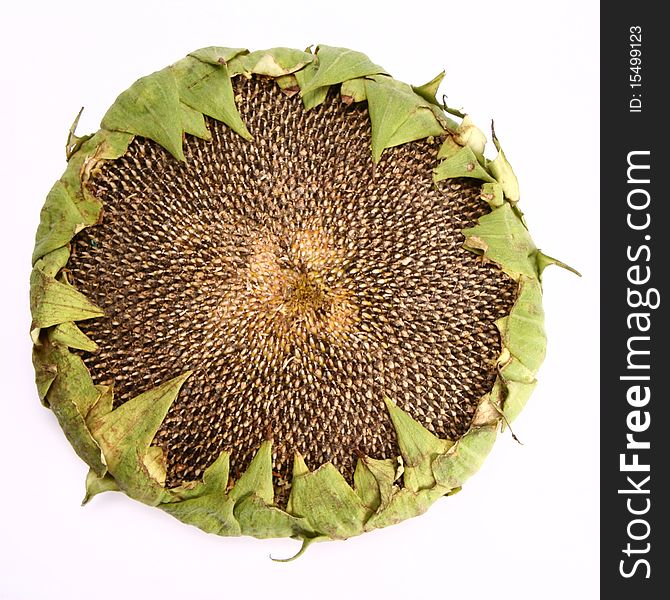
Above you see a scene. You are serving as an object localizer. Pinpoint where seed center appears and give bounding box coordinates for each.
[283,271,326,315]
[240,225,357,342]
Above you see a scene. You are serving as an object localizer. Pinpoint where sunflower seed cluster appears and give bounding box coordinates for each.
[68,76,516,500]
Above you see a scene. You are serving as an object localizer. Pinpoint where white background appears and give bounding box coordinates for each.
[1,1,599,598]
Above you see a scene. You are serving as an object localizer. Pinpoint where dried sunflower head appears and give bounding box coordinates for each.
[30,45,570,551]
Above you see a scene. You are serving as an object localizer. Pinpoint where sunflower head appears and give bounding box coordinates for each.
[30,45,567,549]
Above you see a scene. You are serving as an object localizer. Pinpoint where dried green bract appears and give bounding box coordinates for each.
[31,45,570,552]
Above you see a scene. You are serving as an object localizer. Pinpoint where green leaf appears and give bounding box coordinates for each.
[50,321,98,352]
[365,487,444,531]
[161,493,240,536]
[85,384,114,426]
[462,203,538,278]
[32,346,57,403]
[37,246,71,278]
[63,130,133,195]
[340,78,367,103]
[167,451,231,502]
[294,62,329,110]
[196,452,231,495]
[234,494,309,539]
[83,469,119,505]
[288,461,368,539]
[536,251,581,278]
[101,68,185,161]
[383,397,452,492]
[229,440,274,504]
[180,103,211,140]
[171,56,252,141]
[275,74,300,95]
[58,130,132,229]
[300,45,386,94]
[499,276,546,373]
[365,76,445,162]
[480,182,505,208]
[34,339,105,475]
[434,145,495,183]
[494,356,538,423]
[143,446,167,486]
[412,71,445,106]
[30,262,104,331]
[231,48,314,77]
[489,131,520,202]
[160,452,295,537]
[90,372,192,505]
[188,47,248,65]
[32,181,86,264]
[65,107,92,160]
[159,452,239,536]
[354,456,398,511]
[432,426,497,490]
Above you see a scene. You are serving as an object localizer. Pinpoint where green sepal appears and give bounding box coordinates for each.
[101,68,185,161]
[289,452,309,480]
[85,384,114,426]
[160,453,238,537]
[383,397,452,492]
[462,202,538,279]
[480,182,505,208]
[434,145,495,183]
[365,76,445,162]
[161,493,240,536]
[89,372,192,505]
[50,321,98,352]
[489,131,520,203]
[171,56,252,141]
[412,71,445,106]
[56,131,132,239]
[32,346,57,403]
[34,338,105,475]
[61,129,133,204]
[437,136,462,159]
[294,62,329,110]
[229,440,274,504]
[229,47,314,77]
[275,74,300,96]
[497,276,546,374]
[364,487,445,531]
[299,45,386,95]
[35,246,70,278]
[288,457,369,539]
[340,78,367,103]
[83,469,119,505]
[32,181,86,265]
[187,47,248,66]
[167,451,231,502]
[493,354,538,423]
[432,425,497,489]
[30,259,104,332]
[234,494,309,539]
[162,449,309,539]
[536,251,582,278]
[66,107,92,160]
[180,103,211,140]
[143,446,167,486]
[354,456,398,511]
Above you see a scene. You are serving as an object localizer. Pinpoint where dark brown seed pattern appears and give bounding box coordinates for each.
[67,76,517,500]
